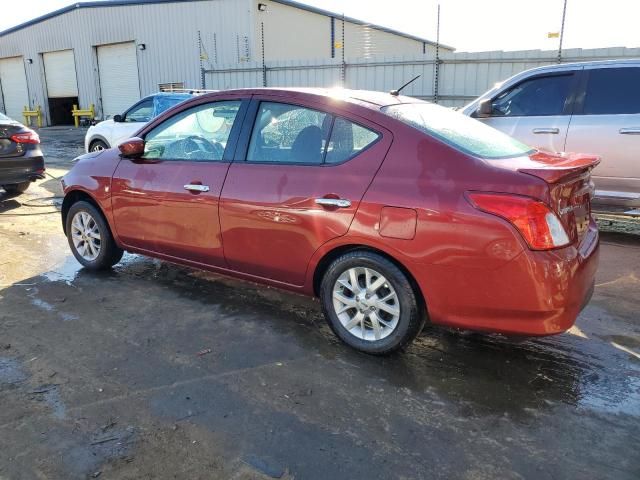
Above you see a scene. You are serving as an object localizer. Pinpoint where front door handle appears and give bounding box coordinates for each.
[619,127,640,135]
[315,198,351,208]
[532,128,560,134]
[184,184,210,192]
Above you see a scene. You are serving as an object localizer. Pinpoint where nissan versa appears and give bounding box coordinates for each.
[61,88,600,354]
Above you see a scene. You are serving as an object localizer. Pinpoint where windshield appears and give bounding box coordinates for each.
[153,95,192,118]
[382,103,534,159]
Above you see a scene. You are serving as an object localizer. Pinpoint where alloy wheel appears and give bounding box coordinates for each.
[332,267,400,341]
[70,211,102,261]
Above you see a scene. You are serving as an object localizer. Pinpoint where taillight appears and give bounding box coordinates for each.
[467,192,570,250]
[10,130,40,144]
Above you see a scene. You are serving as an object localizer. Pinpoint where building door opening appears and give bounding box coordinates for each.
[47,97,78,125]
[43,49,79,126]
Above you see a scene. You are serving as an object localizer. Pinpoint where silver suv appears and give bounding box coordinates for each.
[462,59,640,210]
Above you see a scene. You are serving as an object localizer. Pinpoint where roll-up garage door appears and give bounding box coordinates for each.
[97,42,140,118]
[43,50,78,97]
[0,56,29,121]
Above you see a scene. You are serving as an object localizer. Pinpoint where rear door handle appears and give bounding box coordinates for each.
[532,128,560,134]
[184,184,210,192]
[619,127,640,135]
[315,198,351,208]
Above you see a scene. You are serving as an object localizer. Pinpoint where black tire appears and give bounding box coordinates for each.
[3,181,31,195]
[89,139,109,152]
[320,251,425,355]
[65,200,123,270]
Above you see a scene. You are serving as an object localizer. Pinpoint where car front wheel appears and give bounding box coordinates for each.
[66,201,123,270]
[89,139,109,152]
[320,251,425,355]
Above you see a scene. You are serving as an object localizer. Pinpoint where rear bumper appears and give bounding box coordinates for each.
[0,155,45,185]
[412,220,600,336]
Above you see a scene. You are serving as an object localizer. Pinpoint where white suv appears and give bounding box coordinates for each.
[462,59,640,210]
[84,92,192,152]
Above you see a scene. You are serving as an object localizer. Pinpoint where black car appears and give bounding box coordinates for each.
[0,113,45,195]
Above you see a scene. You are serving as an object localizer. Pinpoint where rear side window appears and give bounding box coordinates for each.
[383,103,533,160]
[491,74,573,117]
[248,102,329,164]
[583,67,640,115]
[325,117,379,164]
[247,102,379,165]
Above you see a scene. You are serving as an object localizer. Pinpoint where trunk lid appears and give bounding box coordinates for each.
[518,151,600,244]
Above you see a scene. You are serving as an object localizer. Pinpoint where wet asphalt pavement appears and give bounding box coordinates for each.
[0,128,639,479]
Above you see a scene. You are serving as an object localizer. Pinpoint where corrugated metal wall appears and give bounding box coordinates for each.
[205,47,640,107]
[251,0,446,62]
[0,0,254,124]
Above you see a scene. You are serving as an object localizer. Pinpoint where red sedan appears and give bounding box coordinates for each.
[61,88,599,354]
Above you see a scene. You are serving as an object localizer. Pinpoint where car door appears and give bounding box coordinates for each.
[475,70,580,152]
[564,64,640,203]
[219,97,391,286]
[111,97,248,266]
[111,98,153,147]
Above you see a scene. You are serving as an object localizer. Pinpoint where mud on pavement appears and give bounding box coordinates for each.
[0,128,639,479]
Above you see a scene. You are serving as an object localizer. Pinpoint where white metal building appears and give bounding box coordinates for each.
[0,0,452,125]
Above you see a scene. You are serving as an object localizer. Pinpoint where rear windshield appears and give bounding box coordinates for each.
[382,103,534,159]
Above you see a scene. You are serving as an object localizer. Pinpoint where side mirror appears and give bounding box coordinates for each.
[118,137,145,158]
[476,99,493,118]
[113,114,123,122]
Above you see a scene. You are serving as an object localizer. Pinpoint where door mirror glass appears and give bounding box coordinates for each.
[113,114,123,122]
[118,137,145,157]
[476,99,493,118]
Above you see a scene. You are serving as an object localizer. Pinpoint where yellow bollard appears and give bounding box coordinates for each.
[22,105,43,128]
[71,103,95,128]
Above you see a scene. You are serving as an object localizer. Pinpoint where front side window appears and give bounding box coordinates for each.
[248,102,330,164]
[383,103,534,159]
[491,74,573,117]
[583,67,640,115]
[143,100,241,161]
[125,99,153,123]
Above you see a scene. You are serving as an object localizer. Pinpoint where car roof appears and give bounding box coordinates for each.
[198,87,425,110]
[509,58,640,76]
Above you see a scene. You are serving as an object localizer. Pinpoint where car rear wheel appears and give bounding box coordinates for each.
[89,139,109,152]
[3,181,31,195]
[320,251,425,355]
[66,201,123,270]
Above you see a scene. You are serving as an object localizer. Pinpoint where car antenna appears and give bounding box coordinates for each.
[390,75,421,96]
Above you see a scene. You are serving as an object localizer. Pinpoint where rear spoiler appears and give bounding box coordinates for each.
[518,151,601,184]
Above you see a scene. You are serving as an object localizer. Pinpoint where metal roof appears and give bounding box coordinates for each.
[0,0,454,50]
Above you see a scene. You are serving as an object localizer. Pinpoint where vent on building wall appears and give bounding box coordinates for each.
[159,82,185,92]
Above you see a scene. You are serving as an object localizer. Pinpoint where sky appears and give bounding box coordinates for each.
[0,0,638,52]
